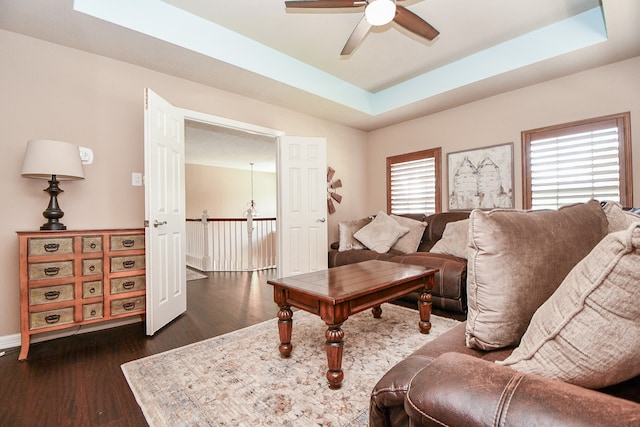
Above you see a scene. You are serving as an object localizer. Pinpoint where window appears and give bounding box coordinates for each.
[387,148,441,215]
[522,112,632,210]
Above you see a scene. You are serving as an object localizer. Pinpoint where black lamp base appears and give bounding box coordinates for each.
[40,222,67,231]
[40,175,67,231]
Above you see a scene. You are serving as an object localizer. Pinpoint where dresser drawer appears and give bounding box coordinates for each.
[28,237,73,256]
[29,307,74,330]
[111,255,145,272]
[29,284,74,306]
[28,261,74,281]
[110,235,145,251]
[111,296,145,316]
[82,280,103,298]
[82,236,103,253]
[82,258,103,276]
[110,275,145,294]
[83,303,103,320]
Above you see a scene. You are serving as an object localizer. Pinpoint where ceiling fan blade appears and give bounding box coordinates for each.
[331,179,342,189]
[331,192,343,203]
[393,6,439,41]
[341,16,371,56]
[285,1,365,8]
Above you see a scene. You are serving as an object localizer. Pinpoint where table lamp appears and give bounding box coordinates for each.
[21,139,85,230]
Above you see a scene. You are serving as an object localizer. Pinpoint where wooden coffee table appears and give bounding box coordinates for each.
[267,260,437,389]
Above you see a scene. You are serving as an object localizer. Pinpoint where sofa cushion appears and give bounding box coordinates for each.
[602,200,640,233]
[430,219,470,259]
[498,223,640,389]
[337,217,371,251]
[390,215,427,253]
[354,211,409,253]
[420,211,471,251]
[465,200,608,350]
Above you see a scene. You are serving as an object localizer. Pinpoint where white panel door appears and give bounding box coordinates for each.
[144,88,187,335]
[277,136,328,277]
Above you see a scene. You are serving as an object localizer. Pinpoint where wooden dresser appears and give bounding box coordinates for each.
[17,229,146,361]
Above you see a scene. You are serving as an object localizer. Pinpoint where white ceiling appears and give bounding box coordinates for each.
[1,0,639,169]
[185,120,277,172]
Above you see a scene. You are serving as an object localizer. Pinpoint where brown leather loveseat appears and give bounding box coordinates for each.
[370,201,640,426]
[370,324,640,426]
[328,212,470,315]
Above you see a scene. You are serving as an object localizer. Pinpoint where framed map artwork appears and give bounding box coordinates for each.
[447,142,514,210]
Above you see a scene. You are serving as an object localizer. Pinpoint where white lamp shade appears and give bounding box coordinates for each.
[365,0,396,26]
[21,139,85,180]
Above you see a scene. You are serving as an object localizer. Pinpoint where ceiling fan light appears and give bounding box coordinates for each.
[365,0,396,26]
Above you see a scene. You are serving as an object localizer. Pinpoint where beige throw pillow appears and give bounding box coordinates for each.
[354,211,409,253]
[430,219,470,259]
[602,200,640,233]
[498,223,640,389]
[337,217,371,251]
[390,215,427,254]
[465,200,608,350]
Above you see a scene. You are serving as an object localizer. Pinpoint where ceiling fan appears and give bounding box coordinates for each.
[284,0,439,55]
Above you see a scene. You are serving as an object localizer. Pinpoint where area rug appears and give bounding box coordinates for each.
[121,304,460,426]
[186,268,208,281]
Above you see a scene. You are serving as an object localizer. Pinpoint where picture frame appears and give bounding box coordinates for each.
[447,142,514,210]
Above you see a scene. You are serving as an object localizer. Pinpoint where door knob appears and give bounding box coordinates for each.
[317,218,326,223]
[153,220,167,228]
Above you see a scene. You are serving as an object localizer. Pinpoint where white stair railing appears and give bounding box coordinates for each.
[186,211,276,272]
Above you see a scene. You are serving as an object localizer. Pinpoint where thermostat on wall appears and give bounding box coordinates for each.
[79,146,94,165]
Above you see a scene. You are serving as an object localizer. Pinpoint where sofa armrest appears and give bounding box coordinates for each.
[405,353,640,427]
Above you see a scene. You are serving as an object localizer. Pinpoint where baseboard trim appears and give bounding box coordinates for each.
[0,316,144,353]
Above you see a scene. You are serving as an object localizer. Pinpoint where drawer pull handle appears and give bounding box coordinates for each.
[90,309,97,316]
[89,264,96,272]
[44,267,60,276]
[90,242,97,249]
[44,243,60,252]
[123,260,135,269]
[44,290,60,300]
[122,281,135,290]
[123,302,136,311]
[122,239,135,248]
[45,314,61,324]
[89,287,96,294]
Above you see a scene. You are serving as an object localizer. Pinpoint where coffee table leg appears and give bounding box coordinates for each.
[325,323,345,389]
[418,289,432,334]
[371,305,382,318]
[277,305,293,357]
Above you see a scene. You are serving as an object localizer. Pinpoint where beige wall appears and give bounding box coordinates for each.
[186,164,277,218]
[366,56,640,212]
[0,30,368,337]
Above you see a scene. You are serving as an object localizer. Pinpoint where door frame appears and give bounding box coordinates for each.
[181,108,285,271]
[183,109,284,145]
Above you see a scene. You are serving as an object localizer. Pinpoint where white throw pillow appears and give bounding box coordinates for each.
[390,215,427,253]
[430,219,470,259]
[354,211,409,253]
[337,217,371,251]
[601,200,640,233]
[498,223,640,389]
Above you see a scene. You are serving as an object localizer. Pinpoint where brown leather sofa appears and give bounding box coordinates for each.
[328,212,470,314]
[370,203,640,426]
[370,322,640,426]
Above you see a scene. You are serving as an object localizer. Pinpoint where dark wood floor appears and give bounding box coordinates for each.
[0,270,279,427]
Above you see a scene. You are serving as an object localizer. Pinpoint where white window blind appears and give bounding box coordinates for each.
[390,157,437,214]
[529,125,621,210]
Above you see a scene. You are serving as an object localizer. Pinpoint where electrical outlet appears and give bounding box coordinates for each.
[132,172,143,187]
